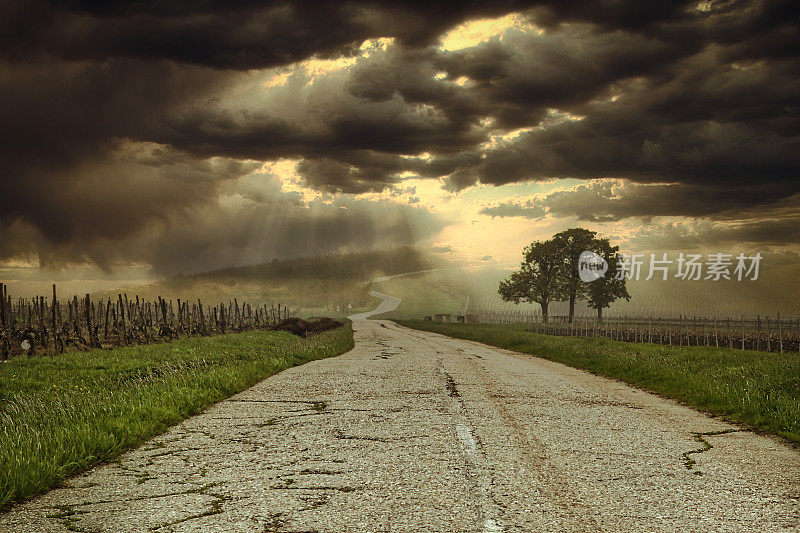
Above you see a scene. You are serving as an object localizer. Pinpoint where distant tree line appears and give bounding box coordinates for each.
[499,228,630,323]
[172,246,431,283]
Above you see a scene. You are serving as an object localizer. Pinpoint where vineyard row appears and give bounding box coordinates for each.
[0,283,294,359]
[461,311,800,354]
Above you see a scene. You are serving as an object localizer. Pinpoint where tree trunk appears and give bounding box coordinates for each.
[597,307,603,322]
[540,301,549,323]
[568,293,576,323]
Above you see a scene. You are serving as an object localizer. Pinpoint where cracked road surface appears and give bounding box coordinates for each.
[2,306,799,531]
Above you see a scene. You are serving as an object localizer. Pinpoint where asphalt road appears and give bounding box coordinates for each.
[1,294,799,532]
[347,290,401,320]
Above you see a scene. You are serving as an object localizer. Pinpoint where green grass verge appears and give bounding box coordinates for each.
[0,324,354,509]
[398,320,800,444]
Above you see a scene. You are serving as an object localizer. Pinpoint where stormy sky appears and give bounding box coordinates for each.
[0,0,798,279]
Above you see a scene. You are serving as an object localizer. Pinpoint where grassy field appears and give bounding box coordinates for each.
[0,324,354,509]
[399,320,800,444]
[372,269,473,319]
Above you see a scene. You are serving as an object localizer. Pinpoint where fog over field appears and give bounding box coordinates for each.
[372,251,800,320]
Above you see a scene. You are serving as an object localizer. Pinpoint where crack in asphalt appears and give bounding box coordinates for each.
[682,429,744,473]
[149,483,232,531]
[444,372,460,398]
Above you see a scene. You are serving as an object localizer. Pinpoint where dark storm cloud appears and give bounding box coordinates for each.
[480,179,800,247]
[435,36,799,191]
[3,0,516,268]
[481,181,800,223]
[337,2,798,195]
[0,170,444,274]
[0,59,240,253]
[479,200,545,219]
[0,142,259,270]
[1,0,798,271]
[0,1,529,69]
[625,215,800,250]
[433,23,691,129]
[457,60,800,190]
[295,158,395,194]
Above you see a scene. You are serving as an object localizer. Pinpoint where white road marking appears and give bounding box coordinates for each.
[456,423,479,460]
[452,388,505,531]
[483,518,504,532]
